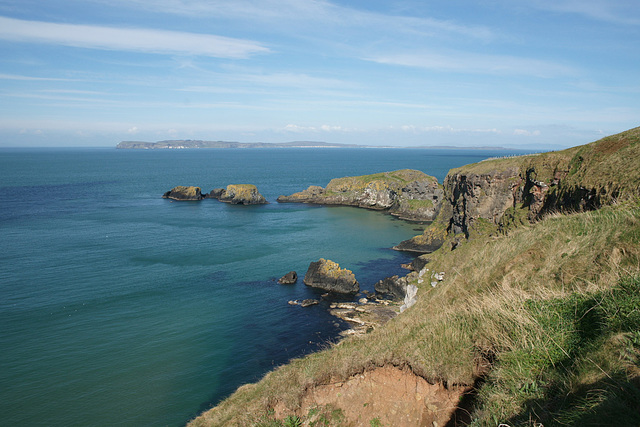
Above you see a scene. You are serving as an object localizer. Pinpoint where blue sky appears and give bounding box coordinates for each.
[0,0,638,148]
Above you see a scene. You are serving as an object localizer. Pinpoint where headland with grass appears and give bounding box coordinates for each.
[189,127,640,426]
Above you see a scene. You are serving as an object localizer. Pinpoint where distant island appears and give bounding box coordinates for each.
[116,140,362,149]
[116,139,513,150]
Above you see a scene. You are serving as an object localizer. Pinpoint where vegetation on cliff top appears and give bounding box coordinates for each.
[189,128,640,426]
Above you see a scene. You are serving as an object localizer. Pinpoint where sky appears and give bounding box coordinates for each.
[0,0,638,148]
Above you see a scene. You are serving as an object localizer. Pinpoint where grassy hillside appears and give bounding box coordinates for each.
[189,129,640,426]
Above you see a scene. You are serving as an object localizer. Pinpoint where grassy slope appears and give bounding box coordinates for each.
[189,129,640,426]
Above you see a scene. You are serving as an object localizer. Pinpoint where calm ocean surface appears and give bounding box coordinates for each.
[0,147,519,426]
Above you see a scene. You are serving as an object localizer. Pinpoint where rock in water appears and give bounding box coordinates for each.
[278,271,298,284]
[300,299,319,307]
[303,258,359,294]
[208,188,226,199]
[212,184,267,205]
[162,186,204,201]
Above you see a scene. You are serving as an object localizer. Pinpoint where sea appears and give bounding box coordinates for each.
[0,147,521,426]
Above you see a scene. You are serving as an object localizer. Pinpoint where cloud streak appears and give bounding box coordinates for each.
[366,50,577,78]
[87,0,495,41]
[530,0,640,25]
[0,16,270,58]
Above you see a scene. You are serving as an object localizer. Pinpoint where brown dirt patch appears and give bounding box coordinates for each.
[276,365,470,426]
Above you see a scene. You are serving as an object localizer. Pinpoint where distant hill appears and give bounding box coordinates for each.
[116,140,362,149]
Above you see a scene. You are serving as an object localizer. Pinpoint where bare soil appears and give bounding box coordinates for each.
[275,365,470,426]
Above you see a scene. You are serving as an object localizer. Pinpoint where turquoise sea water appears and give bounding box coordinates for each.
[0,147,519,426]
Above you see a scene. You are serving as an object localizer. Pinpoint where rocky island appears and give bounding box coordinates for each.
[208,184,267,205]
[277,169,443,221]
[162,184,267,205]
[162,186,205,201]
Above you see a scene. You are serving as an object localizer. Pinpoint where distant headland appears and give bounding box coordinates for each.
[116,140,361,149]
[116,139,511,150]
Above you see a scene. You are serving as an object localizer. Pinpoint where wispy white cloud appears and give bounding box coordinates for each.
[86,0,495,41]
[0,73,80,81]
[282,123,349,133]
[0,16,271,58]
[530,0,640,25]
[366,50,577,78]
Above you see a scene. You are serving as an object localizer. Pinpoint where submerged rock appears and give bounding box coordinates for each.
[162,186,204,201]
[303,258,359,294]
[278,271,298,285]
[300,299,319,307]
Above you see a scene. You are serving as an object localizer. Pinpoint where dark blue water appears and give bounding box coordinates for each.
[0,147,518,426]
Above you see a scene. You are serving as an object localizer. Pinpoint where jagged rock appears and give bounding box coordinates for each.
[278,169,443,221]
[208,188,226,199]
[162,186,204,201]
[278,271,298,284]
[374,275,408,300]
[303,258,359,294]
[210,184,267,205]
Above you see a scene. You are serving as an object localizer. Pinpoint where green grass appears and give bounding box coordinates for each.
[473,276,640,426]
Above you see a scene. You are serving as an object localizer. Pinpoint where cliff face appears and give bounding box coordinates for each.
[278,169,443,221]
[396,127,640,252]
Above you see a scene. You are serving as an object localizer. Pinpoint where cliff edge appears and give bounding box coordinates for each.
[396,126,640,252]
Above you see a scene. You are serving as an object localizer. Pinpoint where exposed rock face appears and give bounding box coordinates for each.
[162,186,204,201]
[445,166,522,236]
[374,275,408,299]
[277,169,443,221]
[396,127,640,253]
[303,258,359,294]
[210,184,267,205]
[278,271,298,284]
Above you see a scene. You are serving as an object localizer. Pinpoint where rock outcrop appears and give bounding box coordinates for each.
[374,275,408,300]
[303,258,359,294]
[396,127,640,253]
[162,186,204,201]
[209,184,267,205]
[277,169,443,221]
[278,271,298,284]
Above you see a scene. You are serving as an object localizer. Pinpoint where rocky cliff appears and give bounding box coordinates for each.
[277,169,443,221]
[396,127,640,252]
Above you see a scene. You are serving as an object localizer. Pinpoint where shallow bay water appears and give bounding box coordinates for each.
[0,147,519,426]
